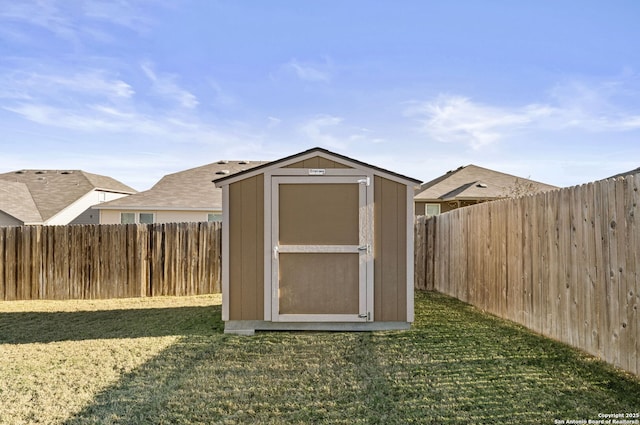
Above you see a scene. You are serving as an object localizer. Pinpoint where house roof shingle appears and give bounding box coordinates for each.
[414,164,558,202]
[0,170,137,221]
[95,160,268,210]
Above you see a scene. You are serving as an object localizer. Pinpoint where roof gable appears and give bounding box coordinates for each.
[96,160,267,210]
[0,181,42,224]
[0,170,136,221]
[213,147,421,187]
[415,164,557,201]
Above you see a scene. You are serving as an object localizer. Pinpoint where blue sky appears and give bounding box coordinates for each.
[1,1,639,190]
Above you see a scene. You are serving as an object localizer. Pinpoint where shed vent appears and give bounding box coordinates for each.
[35,171,47,174]
[476,183,488,188]
[239,161,250,165]
[215,170,230,175]
[217,160,229,164]
[60,171,74,175]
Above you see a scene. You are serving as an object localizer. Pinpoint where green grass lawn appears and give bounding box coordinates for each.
[1,292,638,424]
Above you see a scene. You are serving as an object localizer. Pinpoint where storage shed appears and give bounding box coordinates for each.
[214,147,421,335]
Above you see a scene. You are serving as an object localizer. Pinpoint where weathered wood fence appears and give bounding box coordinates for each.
[415,174,639,376]
[0,222,221,300]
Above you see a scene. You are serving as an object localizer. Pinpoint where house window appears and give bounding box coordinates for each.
[425,204,441,216]
[121,212,155,224]
[139,213,154,224]
[207,213,222,222]
[121,213,135,224]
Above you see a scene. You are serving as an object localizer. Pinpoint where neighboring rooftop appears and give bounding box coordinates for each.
[0,181,43,224]
[415,164,558,202]
[606,167,640,180]
[96,160,267,211]
[0,170,137,222]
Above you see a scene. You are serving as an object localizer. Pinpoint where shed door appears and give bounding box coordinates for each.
[271,176,373,322]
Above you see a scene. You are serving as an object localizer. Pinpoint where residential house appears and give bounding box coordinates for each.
[605,167,640,180]
[94,160,267,224]
[414,164,558,216]
[0,169,136,226]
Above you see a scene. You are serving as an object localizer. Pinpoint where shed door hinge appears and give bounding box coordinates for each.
[357,177,370,186]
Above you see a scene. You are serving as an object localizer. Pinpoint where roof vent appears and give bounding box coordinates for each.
[476,183,488,188]
[60,171,74,175]
[215,170,230,175]
[217,160,229,164]
[35,170,47,174]
[15,170,25,174]
[239,161,250,165]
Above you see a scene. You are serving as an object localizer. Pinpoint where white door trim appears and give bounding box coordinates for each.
[270,175,373,322]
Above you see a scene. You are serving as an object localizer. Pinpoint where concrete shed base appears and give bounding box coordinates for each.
[224,320,411,335]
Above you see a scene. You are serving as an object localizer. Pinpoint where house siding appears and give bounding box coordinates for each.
[99,209,217,224]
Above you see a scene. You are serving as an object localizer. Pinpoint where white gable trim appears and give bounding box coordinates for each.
[214,149,420,188]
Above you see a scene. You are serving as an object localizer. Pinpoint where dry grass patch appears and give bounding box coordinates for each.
[0,294,221,425]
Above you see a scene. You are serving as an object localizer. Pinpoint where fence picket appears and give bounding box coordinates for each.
[418,173,639,376]
[0,222,221,301]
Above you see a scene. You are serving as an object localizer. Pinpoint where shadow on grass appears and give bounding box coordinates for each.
[62,292,640,425]
[0,305,223,344]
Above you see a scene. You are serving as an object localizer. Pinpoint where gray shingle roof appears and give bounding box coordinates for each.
[606,167,640,180]
[414,164,558,202]
[95,160,268,210]
[0,170,136,221]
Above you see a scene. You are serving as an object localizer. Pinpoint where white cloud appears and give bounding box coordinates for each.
[0,1,75,40]
[267,116,282,128]
[299,115,345,149]
[283,59,331,83]
[81,0,156,34]
[407,77,640,150]
[0,0,160,44]
[547,79,640,131]
[405,95,552,149]
[4,103,146,132]
[0,70,134,102]
[298,114,381,150]
[141,62,199,109]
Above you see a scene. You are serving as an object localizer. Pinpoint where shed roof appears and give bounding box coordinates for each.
[96,160,267,211]
[0,169,136,221]
[213,147,422,187]
[414,164,557,202]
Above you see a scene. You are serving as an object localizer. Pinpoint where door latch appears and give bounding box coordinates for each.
[358,312,371,321]
[358,244,370,253]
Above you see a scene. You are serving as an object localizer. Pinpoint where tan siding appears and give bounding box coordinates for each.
[228,175,264,320]
[374,176,407,321]
[285,156,352,169]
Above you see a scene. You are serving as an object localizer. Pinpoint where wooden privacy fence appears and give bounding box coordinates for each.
[415,174,640,376]
[0,222,221,300]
